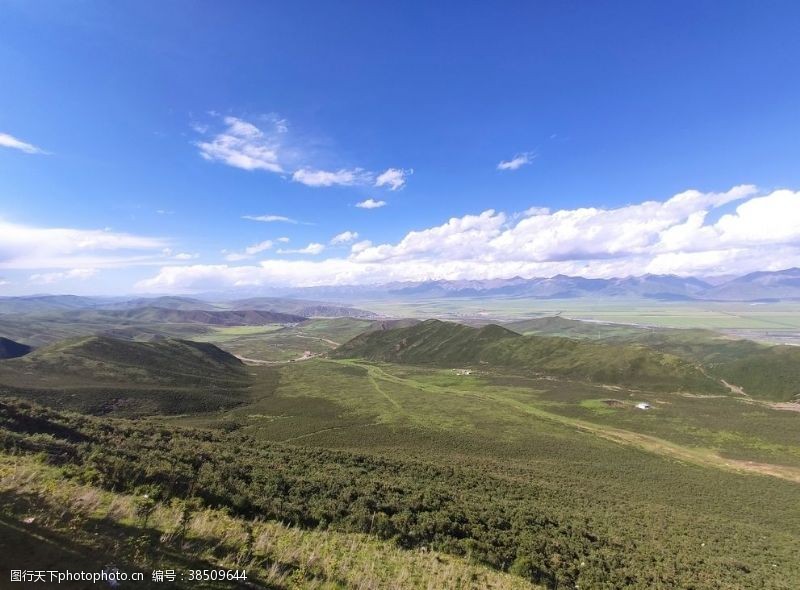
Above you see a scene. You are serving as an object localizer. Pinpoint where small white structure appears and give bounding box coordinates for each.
[635,402,652,410]
[454,369,472,375]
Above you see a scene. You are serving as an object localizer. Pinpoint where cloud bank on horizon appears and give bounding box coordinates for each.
[2,185,800,293]
[131,184,800,292]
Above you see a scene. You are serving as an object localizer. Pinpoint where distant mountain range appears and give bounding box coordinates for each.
[229,268,800,302]
[370,268,800,301]
[2,268,800,307]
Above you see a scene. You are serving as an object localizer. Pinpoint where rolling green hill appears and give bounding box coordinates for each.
[506,316,800,401]
[0,336,251,415]
[332,319,725,392]
[1,335,245,385]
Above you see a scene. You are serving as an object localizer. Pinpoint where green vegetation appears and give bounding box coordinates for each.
[508,317,800,401]
[1,453,528,590]
[0,336,251,416]
[2,305,800,588]
[3,398,799,589]
[332,319,725,393]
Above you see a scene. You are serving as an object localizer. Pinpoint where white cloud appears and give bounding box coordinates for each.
[0,219,168,270]
[224,240,274,261]
[193,114,412,194]
[277,237,290,243]
[277,242,325,255]
[139,185,800,289]
[497,152,534,171]
[196,116,284,173]
[0,132,49,155]
[356,198,387,209]
[375,168,412,191]
[350,240,372,253]
[330,231,359,244]
[30,268,98,284]
[242,214,297,224]
[292,168,369,187]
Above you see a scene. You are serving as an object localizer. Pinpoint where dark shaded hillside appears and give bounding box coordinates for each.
[97,296,221,311]
[94,306,306,325]
[332,319,723,392]
[0,337,32,359]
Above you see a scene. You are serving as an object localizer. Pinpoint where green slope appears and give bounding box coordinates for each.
[332,319,725,392]
[0,336,251,415]
[506,317,800,401]
[3,335,245,385]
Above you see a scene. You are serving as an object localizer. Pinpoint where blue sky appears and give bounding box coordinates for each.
[1,1,800,294]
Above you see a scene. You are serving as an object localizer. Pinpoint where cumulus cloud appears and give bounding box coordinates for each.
[137,185,800,291]
[497,152,534,171]
[330,231,359,244]
[242,214,297,224]
[193,114,411,192]
[0,132,49,155]
[355,198,386,209]
[375,168,412,190]
[277,242,325,255]
[0,219,168,270]
[196,116,284,172]
[292,168,369,187]
[29,268,98,284]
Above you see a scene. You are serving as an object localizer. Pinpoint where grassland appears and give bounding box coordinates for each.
[3,397,799,589]
[2,309,800,588]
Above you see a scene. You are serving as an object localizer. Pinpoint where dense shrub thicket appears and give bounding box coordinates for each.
[1,399,796,589]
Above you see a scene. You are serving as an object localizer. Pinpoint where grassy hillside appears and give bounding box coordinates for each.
[505,317,800,401]
[0,336,250,416]
[332,319,724,393]
[2,398,797,589]
[1,454,529,589]
[0,335,245,385]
